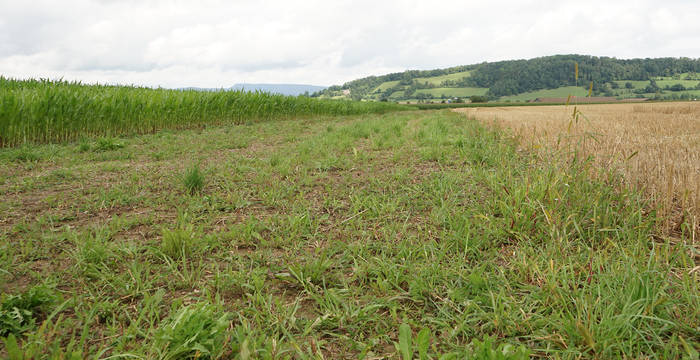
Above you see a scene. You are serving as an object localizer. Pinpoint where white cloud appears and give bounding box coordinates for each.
[0,0,698,88]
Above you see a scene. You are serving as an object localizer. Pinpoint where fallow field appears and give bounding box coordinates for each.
[0,81,698,359]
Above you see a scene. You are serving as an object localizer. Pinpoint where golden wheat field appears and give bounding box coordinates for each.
[455,102,700,235]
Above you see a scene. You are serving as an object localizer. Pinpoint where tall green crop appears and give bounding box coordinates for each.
[0,77,410,147]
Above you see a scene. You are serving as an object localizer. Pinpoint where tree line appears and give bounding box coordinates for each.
[466,55,700,97]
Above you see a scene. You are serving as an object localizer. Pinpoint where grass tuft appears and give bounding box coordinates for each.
[160,223,199,260]
[182,164,205,194]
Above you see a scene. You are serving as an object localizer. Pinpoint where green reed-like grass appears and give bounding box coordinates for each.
[0,77,408,147]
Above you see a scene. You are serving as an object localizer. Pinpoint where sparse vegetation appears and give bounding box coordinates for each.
[1,108,697,358]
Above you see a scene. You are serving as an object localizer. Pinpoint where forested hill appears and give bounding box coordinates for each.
[313,55,700,101]
[467,55,700,96]
[313,64,478,101]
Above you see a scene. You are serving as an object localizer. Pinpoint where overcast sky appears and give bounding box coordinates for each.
[1,0,699,88]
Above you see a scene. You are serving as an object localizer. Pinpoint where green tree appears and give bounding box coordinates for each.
[669,84,686,91]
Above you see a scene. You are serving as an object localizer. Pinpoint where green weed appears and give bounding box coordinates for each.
[5,146,39,163]
[94,137,125,152]
[183,164,205,194]
[153,302,231,360]
[76,138,91,152]
[470,336,530,360]
[0,285,59,337]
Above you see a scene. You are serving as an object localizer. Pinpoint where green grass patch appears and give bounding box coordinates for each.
[94,137,125,152]
[415,87,488,98]
[3,146,40,163]
[373,80,401,93]
[153,302,230,359]
[679,89,700,96]
[389,90,406,99]
[182,164,205,194]
[612,80,650,89]
[499,86,589,101]
[413,70,473,86]
[160,223,200,260]
[0,285,60,337]
[0,110,696,358]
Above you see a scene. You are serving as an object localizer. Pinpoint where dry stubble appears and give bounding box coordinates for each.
[455,102,700,235]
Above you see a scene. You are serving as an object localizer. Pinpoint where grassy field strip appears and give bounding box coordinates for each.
[655,79,700,88]
[371,71,475,94]
[415,87,488,98]
[0,77,408,147]
[373,80,401,93]
[1,111,698,358]
[499,87,589,102]
[455,102,700,235]
[413,71,472,86]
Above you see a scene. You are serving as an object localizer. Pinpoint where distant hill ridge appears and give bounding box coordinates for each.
[230,83,327,96]
[313,54,700,102]
[179,84,327,96]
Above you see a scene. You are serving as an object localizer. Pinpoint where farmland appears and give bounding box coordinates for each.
[499,87,589,102]
[1,80,698,358]
[0,77,405,147]
[414,87,488,99]
[455,102,700,231]
[412,71,472,86]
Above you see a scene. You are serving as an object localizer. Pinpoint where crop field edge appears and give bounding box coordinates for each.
[1,109,698,358]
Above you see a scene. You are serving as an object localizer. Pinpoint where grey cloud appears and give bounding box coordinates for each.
[0,0,698,88]
[222,60,305,73]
